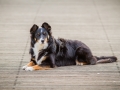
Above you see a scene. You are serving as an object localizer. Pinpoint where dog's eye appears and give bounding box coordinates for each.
[37,33,40,36]
[43,32,46,35]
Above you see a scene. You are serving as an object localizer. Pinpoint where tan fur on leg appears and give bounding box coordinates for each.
[32,65,51,70]
[76,60,87,66]
[27,61,35,66]
[22,60,35,70]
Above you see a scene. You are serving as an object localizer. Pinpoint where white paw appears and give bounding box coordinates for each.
[22,65,28,70]
[25,67,34,71]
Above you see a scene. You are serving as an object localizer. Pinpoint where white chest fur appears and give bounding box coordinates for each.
[33,42,48,62]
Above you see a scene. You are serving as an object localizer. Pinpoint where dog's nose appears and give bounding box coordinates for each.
[41,40,44,43]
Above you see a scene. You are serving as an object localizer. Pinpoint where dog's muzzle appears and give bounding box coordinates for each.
[41,40,44,44]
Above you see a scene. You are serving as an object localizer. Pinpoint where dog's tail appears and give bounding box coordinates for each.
[95,56,117,64]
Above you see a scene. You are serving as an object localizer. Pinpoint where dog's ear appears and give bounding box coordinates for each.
[41,22,52,35]
[41,22,51,31]
[30,24,38,34]
[59,38,66,43]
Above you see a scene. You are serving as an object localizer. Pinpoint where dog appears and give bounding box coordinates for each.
[22,22,117,71]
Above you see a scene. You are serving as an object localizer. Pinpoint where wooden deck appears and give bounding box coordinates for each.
[0,0,120,90]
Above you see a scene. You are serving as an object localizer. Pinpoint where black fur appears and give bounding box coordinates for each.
[29,22,117,68]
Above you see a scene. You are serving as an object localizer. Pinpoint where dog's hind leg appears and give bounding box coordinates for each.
[95,56,117,63]
[75,47,97,65]
[76,59,87,66]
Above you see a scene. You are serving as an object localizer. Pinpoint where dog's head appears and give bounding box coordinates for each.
[30,22,52,44]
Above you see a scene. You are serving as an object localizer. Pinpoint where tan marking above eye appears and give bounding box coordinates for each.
[43,32,46,35]
[37,33,40,35]
[34,38,36,41]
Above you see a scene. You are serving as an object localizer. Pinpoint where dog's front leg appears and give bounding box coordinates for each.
[22,57,37,70]
[25,65,51,71]
[22,48,37,70]
[24,54,48,71]
[49,54,56,68]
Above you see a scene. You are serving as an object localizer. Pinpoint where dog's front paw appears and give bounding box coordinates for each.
[25,67,34,71]
[22,65,28,70]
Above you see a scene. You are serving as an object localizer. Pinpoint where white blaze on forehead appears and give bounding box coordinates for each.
[41,28,42,33]
[41,28,44,33]
[40,28,44,40]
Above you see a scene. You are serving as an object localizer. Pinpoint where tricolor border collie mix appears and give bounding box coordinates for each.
[22,22,117,71]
